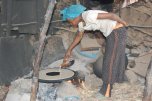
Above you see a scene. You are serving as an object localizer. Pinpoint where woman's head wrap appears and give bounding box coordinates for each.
[60,4,86,21]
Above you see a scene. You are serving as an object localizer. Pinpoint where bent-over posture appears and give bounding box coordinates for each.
[61,5,127,97]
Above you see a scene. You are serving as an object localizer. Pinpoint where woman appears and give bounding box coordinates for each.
[61,4,127,97]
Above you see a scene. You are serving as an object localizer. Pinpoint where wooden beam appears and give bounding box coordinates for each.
[30,0,56,101]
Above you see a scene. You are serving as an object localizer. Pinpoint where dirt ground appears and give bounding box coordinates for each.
[0,85,9,101]
[77,82,144,101]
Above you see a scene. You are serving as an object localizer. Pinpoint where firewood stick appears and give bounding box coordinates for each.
[53,26,76,33]
[131,27,152,37]
[30,1,56,101]
[128,25,152,28]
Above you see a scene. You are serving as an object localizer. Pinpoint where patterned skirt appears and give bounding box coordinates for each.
[100,27,127,97]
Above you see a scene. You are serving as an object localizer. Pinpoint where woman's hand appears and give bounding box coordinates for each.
[121,20,128,26]
[61,51,72,68]
[63,51,72,63]
[60,31,84,68]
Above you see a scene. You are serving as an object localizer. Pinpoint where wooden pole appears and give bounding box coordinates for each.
[30,0,56,101]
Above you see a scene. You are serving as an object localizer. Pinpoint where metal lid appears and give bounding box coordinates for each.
[39,68,76,83]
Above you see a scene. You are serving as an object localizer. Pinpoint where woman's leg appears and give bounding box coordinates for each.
[100,27,127,97]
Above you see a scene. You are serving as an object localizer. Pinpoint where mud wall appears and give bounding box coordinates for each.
[0,35,33,85]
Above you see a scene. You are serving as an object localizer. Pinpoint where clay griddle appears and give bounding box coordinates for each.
[39,68,76,83]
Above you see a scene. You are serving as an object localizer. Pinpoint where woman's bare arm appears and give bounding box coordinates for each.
[61,31,85,68]
[97,13,127,26]
[64,31,85,59]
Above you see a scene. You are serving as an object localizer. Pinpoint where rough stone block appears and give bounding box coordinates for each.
[80,35,101,51]
[125,70,138,84]
[41,36,65,67]
[127,51,152,77]
[84,74,103,90]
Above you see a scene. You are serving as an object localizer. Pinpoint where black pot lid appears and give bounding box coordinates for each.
[39,68,76,83]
